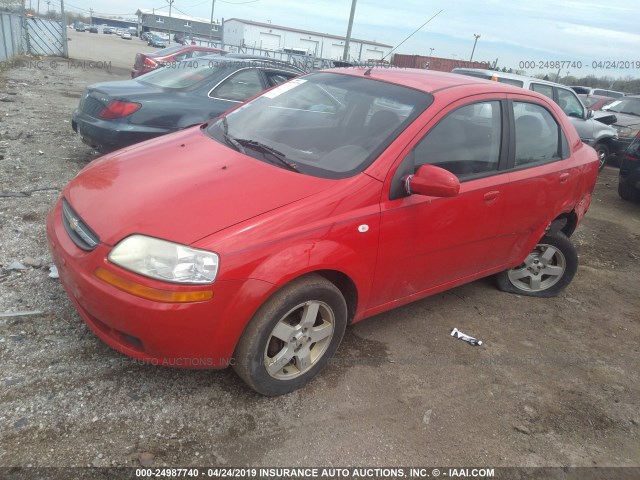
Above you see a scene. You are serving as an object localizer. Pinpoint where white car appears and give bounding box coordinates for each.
[122,32,132,40]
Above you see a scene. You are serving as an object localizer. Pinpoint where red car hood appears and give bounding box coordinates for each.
[64,127,334,246]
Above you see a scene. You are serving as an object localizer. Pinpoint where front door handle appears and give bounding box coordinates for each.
[483,191,500,202]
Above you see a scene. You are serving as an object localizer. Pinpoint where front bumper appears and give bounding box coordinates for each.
[46,198,273,367]
[610,136,633,157]
[71,108,176,153]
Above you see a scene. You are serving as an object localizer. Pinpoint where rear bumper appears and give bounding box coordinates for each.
[72,108,176,152]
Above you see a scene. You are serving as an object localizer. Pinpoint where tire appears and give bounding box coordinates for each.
[496,231,578,298]
[618,180,640,202]
[594,143,609,172]
[233,274,347,396]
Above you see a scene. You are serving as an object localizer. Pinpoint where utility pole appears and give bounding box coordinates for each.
[209,0,215,46]
[342,0,357,62]
[60,0,68,56]
[167,0,174,44]
[469,33,480,62]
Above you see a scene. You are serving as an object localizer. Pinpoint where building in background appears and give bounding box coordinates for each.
[223,18,392,61]
[90,16,137,30]
[136,8,221,41]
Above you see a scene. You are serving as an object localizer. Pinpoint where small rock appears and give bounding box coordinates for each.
[422,409,433,425]
[37,150,44,155]
[138,452,155,467]
[513,424,531,435]
[7,261,26,271]
[48,265,59,279]
[14,418,27,429]
[9,334,25,342]
[5,377,25,386]
[23,256,42,268]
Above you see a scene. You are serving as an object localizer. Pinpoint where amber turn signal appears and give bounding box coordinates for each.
[94,267,213,303]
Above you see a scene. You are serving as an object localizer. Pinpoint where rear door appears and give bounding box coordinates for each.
[499,94,580,264]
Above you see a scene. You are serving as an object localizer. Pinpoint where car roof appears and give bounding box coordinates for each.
[322,67,544,96]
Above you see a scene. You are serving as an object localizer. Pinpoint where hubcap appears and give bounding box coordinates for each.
[598,149,606,169]
[507,243,566,292]
[264,301,335,380]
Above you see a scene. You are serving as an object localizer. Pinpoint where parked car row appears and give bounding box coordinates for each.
[55,60,607,395]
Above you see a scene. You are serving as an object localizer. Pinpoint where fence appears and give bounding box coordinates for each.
[0,12,25,61]
[24,16,66,56]
[0,11,66,62]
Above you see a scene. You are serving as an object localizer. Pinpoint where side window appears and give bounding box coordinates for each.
[531,83,554,100]
[264,71,297,87]
[556,88,584,118]
[513,102,567,166]
[413,101,502,180]
[211,69,263,102]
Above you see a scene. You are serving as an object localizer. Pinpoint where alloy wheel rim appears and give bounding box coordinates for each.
[264,301,335,380]
[507,243,566,292]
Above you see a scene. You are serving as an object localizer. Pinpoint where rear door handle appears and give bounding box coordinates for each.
[483,191,500,202]
[559,172,570,184]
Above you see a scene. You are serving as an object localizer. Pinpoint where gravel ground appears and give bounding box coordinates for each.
[0,45,639,471]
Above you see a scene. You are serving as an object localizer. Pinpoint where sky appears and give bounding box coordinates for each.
[45,0,639,78]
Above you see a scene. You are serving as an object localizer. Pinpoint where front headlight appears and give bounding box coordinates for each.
[615,125,640,139]
[108,235,219,284]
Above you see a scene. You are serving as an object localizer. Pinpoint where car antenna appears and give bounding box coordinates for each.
[379,10,443,64]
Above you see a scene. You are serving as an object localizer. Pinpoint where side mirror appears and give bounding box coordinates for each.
[403,164,460,198]
[586,109,594,119]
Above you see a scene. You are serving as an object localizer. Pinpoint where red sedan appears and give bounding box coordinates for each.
[131,45,226,78]
[47,69,598,395]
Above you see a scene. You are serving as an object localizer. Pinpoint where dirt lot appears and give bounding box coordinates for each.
[0,33,639,471]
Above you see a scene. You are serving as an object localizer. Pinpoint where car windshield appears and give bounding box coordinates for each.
[603,97,640,116]
[138,58,236,89]
[205,71,433,179]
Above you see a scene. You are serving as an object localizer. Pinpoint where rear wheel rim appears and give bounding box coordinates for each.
[507,243,566,292]
[597,148,606,169]
[263,301,335,380]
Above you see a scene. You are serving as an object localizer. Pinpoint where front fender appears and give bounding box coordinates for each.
[247,239,376,318]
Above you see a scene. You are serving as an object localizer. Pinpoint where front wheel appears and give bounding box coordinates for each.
[594,143,609,172]
[496,231,578,298]
[233,274,347,396]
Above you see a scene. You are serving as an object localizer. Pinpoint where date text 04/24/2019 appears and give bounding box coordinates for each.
[518,60,640,70]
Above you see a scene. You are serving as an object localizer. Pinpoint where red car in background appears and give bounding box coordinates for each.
[131,45,226,78]
[48,69,598,396]
[578,94,616,111]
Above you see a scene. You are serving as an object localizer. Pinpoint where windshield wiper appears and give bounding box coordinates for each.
[219,117,245,153]
[234,139,299,172]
